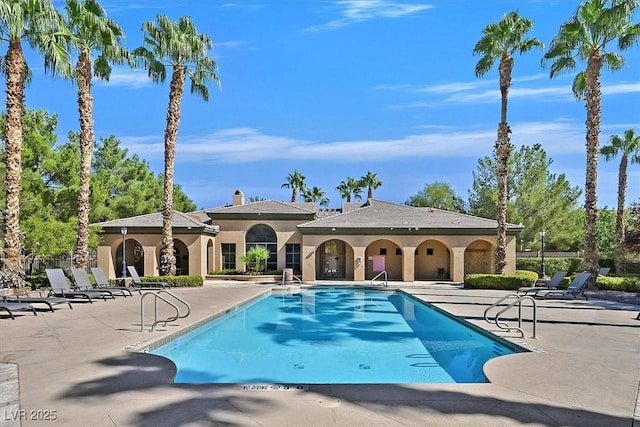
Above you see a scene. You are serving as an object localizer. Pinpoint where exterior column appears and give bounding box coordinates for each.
[402,247,415,282]
[143,245,159,277]
[353,247,366,281]
[301,244,316,281]
[451,247,466,282]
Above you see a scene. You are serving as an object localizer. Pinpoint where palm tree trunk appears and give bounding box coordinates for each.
[583,53,602,284]
[160,65,185,276]
[614,154,628,273]
[494,55,512,274]
[1,39,27,288]
[74,50,94,269]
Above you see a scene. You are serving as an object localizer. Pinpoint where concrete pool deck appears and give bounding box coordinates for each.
[1,280,638,426]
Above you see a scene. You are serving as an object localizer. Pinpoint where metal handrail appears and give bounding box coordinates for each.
[484,293,537,338]
[282,271,302,286]
[140,290,191,332]
[371,271,388,287]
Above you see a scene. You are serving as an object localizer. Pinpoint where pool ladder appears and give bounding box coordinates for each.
[371,271,388,287]
[484,293,537,338]
[140,290,191,332]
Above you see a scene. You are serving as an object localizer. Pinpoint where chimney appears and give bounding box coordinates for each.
[232,189,245,206]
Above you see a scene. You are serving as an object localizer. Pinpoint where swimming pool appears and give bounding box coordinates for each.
[151,287,523,384]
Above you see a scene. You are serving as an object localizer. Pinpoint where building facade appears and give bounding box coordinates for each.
[94,190,523,282]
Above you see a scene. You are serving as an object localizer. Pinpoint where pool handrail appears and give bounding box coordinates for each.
[140,290,191,332]
[484,293,537,338]
[371,271,388,287]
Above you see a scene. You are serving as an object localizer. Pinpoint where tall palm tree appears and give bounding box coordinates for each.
[134,15,220,276]
[0,0,67,287]
[474,11,543,274]
[543,0,639,280]
[600,128,640,273]
[302,186,329,207]
[360,170,382,199]
[336,177,363,203]
[55,0,129,269]
[281,169,306,202]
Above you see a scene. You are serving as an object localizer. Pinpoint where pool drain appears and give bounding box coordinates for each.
[318,399,341,408]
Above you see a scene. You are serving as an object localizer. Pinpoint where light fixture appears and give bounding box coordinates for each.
[120,227,128,278]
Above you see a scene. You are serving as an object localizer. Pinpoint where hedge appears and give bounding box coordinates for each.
[139,274,203,287]
[516,258,583,276]
[464,271,538,290]
[596,276,640,293]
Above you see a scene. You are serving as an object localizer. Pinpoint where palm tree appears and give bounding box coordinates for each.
[134,15,220,276]
[360,170,382,199]
[474,11,543,274]
[0,0,67,287]
[543,0,639,280]
[336,177,363,203]
[281,170,306,202]
[302,186,329,207]
[55,0,129,269]
[600,129,640,273]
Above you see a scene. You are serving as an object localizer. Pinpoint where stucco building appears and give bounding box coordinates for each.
[94,190,523,282]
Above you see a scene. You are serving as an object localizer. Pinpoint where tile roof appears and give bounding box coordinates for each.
[297,199,523,232]
[205,200,317,216]
[92,211,219,234]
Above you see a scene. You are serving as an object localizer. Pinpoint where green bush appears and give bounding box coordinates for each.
[140,275,203,287]
[25,274,49,290]
[596,276,640,292]
[516,257,584,276]
[209,269,244,275]
[464,273,537,290]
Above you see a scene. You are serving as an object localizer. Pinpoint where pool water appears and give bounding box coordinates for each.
[151,288,522,384]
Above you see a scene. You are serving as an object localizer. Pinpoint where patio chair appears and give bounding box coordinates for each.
[2,294,73,312]
[535,272,591,300]
[45,268,112,303]
[91,267,143,295]
[0,301,37,319]
[598,267,611,277]
[127,266,169,288]
[70,268,132,297]
[517,271,567,296]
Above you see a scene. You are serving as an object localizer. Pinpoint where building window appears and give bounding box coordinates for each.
[395,248,402,256]
[426,248,434,256]
[246,224,277,271]
[286,243,301,273]
[379,248,387,255]
[221,243,236,270]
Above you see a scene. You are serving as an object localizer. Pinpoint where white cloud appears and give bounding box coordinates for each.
[97,69,151,89]
[305,0,434,32]
[120,120,589,165]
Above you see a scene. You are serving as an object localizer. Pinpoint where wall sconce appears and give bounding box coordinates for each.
[355,257,362,265]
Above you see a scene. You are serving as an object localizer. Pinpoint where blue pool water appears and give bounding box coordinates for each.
[151,288,522,384]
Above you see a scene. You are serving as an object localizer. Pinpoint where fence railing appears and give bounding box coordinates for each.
[516,251,582,259]
[1,251,98,275]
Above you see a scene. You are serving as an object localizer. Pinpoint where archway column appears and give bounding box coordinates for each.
[402,246,415,282]
[451,246,466,282]
[143,245,159,276]
[302,243,316,281]
[353,247,366,281]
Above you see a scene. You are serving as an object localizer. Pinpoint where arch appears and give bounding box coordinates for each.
[246,224,277,271]
[315,239,354,280]
[365,239,402,280]
[415,239,452,280]
[155,239,190,276]
[464,239,494,275]
[115,238,144,276]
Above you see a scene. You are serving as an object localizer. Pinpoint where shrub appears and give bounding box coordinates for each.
[516,258,583,276]
[596,276,640,292]
[464,273,537,290]
[209,269,244,275]
[140,275,203,287]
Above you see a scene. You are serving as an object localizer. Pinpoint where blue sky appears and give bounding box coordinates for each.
[17,0,640,210]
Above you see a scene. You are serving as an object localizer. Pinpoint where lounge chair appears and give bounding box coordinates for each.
[0,302,37,319]
[2,294,73,312]
[536,272,591,300]
[70,268,132,297]
[598,267,611,277]
[127,266,169,288]
[517,271,567,296]
[46,268,112,303]
[91,267,143,295]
